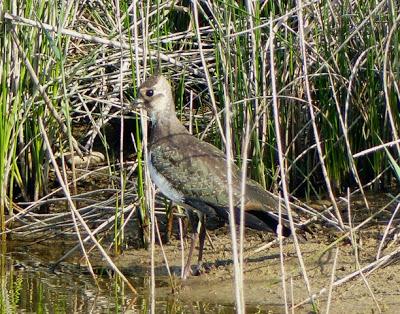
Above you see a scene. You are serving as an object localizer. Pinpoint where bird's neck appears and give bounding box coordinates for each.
[149,111,189,145]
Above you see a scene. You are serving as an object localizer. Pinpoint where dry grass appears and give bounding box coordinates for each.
[1,1,400,313]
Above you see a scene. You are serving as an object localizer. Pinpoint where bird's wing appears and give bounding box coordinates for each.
[150,133,293,236]
[149,133,242,207]
[244,179,280,214]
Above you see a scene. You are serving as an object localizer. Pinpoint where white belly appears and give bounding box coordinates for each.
[147,152,184,203]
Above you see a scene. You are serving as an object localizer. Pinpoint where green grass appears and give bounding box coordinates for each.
[0,0,398,241]
[0,1,399,311]
[0,2,398,224]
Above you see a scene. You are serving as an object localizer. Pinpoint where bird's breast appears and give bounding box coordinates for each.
[147,151,185,204]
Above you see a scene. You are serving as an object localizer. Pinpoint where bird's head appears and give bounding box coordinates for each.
[135,75,175,122]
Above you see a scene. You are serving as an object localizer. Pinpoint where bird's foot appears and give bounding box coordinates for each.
[191,263,203,276]
[182,262,210,279]
[182,265,191,280]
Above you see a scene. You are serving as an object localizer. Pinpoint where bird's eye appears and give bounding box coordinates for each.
[146,89,154,97]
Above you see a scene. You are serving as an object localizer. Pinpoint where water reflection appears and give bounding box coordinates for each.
[0,241,266,313]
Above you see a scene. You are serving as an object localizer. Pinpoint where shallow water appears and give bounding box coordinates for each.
[1,240,269,313]
[3,194,400,313]
[3,223,400,314]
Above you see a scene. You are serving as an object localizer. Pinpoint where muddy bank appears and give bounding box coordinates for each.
[104,223,399,313]
[6,193,400,313]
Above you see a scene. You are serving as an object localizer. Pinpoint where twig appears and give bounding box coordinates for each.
[325,247,339,314]
[294,245,400,309]
[38,117,137,294]
[4,12,205,78]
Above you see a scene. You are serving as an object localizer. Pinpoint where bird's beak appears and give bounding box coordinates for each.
[133,97,145,109]
[122,97,144,114]
[125,97,144,112]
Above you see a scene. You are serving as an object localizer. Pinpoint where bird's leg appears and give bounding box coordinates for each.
[196,214,206,274]
[185,213,206,277]
[182,232,198,279]
[182,210,199,280]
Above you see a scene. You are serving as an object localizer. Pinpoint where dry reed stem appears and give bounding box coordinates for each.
[10,28,84,157]
[325,247,339,314]
[347,189,381,312]
[3,2,399,312]
[278,197,289,314]
[38,117,136,294]
[382,13,400,157]
[4,12,204,77]
[295,237,400,309]
[377,201,400,259]
[270,15,314,306]
[296,0,344,230]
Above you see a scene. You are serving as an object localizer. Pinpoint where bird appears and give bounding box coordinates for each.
[135,75,293,279]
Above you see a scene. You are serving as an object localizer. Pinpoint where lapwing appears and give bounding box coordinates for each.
[135,75,293,279]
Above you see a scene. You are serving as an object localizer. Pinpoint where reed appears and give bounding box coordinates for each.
[1,1,399,312]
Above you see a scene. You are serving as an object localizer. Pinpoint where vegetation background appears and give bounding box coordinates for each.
[0,0,399,312]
